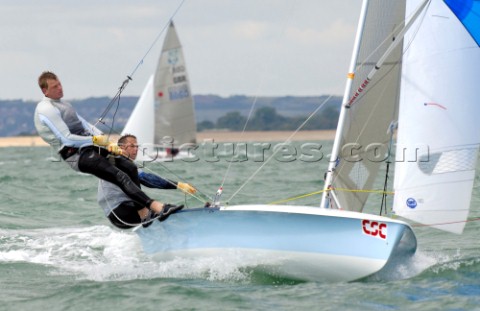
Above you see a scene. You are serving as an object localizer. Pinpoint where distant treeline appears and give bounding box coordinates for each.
[198,106,339,132]
[0,95,341,136]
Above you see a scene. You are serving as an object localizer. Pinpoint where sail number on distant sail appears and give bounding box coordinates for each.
[169,84,190,100]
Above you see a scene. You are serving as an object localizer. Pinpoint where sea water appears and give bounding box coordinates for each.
[1,142,479,310]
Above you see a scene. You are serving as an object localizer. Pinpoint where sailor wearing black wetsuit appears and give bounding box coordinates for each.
[98,134,194,228]
[33,71,167,215]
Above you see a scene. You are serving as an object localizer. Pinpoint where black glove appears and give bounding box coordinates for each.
[159,204,185,222]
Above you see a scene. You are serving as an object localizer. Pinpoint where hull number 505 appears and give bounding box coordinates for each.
[362,220,387,239]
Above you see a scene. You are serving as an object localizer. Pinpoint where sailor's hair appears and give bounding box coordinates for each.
[38,71,58,90]
[118,134,137,146]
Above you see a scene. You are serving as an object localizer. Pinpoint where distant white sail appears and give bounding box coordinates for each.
[122,75,154,145]
[123,21,196,151]
[153,21,196,148]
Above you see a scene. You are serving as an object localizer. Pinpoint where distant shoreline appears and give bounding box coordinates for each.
[0,130,335,148]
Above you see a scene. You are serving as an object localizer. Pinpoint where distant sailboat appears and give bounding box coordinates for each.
[136,0,480,282]
[122,21,196,160]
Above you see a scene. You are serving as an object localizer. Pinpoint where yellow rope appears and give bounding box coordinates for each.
[334,188,395,195]
[268,190,326,205]
[268,188,394,205]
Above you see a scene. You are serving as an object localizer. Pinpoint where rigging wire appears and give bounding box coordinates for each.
[219,95,260,190]
[94,0,187,134]
[211,92,260,207]
[94,76,131,137]
[226,95,333,204]
[214,1,301,203]
[129,0,187,78]
[91,0,206,222]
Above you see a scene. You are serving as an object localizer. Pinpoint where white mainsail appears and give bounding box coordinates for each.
[322,1,406,213]
[123,21,196,150]
[323,0,480,234]
[393,0,480,234]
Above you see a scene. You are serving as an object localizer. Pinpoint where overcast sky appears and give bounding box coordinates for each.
[1,0,362,101]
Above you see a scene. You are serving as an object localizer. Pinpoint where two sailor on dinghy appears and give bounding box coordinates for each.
[34,71,194,229]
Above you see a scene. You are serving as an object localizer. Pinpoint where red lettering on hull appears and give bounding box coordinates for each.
[362,219,387,239]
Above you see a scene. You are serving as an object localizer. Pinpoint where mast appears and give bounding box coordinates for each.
[320,0,370,209]
[320,0,429,209]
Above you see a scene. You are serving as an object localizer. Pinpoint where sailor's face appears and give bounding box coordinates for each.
[43,79,64,100]
[121,137,139,160]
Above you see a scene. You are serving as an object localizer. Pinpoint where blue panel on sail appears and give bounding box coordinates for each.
[444,0,480,46]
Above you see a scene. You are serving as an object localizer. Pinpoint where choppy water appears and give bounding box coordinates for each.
[1,142,480,310]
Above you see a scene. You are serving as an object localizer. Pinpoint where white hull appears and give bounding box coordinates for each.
[136,205,417,282]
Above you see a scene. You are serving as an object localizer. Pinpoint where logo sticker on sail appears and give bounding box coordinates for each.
[167,49,179,65]
[361,220,387,240]
[168,84,190,100]
[406,198,417,209]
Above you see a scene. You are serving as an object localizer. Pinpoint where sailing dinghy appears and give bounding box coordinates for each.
[122,21,197,161]
[136,0,480,282]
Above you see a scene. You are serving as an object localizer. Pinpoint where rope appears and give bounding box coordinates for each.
[268,187,394,205]
[268,190,326,205]
[110,209,161,228]
[333,187,394,195]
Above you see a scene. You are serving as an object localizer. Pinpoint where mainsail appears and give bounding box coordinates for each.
[322,1,406,213]
[123,21,196,150]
